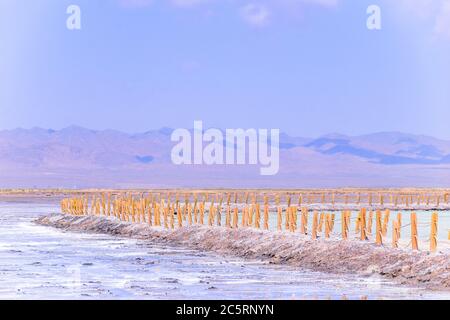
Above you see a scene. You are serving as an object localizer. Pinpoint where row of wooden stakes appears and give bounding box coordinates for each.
[60,193,443,252]
[60,191,450,209]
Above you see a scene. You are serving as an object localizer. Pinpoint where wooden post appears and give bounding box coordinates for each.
[396,212,402,239]
[341,211,348,240]
[90,195,95,215]
[292,206,297,232]
[178,205,183,228]
[324,213,331,238]
[208,204,213,226]
[135,200,140,223]
[200,203,205,225]
[346,211,351,235]
[123,199,128,221]
[233,207,238,228]
[360,208,367,240]
[208,199,215,226]
[392,221,399,248]
[411,212,418,250]
[248,204,254,227]
[255,203,261,229]
[146,198,151,226]
[376,210,382,246]
[286,207,292,232]
[226,206,231,228]
[163,204,169,229]
[289,207,297,232]
[301,207,308,235]
[141,197,146,223]
[285,206,290,231]
[330,213,335,232]
[318,212,325,232]
[170,205,175,229]
[430,212,438,252]
[119,200,124,221]
[217,195,223,226]
[193,194,198,224]
[312,211,318,240]
[277,207,282,231]
[367,211,373,235]
[382,209,390,237]
[155,203,161,226]
[128,199,133,221]
[187,203,192,226]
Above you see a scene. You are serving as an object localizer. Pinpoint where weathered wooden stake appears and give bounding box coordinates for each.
[360,208,367,240]
[318,212,325,232]
[376,210,382,246]
[430,212,438,252]
[255,203,261,229]
[277,207,282,231]
[341,211,348,240]
[367,211,373,235]
[411,212,418,250]
[312,211,318,240]
[382,209,390,237]
[285,206,290,231]
[392,221,399,248]
[324,213,331,238]
[301,207,308,235]
[226,206,231,228]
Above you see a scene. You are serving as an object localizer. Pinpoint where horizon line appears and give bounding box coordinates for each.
[1,125,448,142]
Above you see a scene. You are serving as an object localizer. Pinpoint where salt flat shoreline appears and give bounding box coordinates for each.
[36,213,450,292]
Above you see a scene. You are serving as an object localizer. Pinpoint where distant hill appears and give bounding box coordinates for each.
[1,126,450,188]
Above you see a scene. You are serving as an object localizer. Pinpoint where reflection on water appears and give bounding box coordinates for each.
[0,202,448,300]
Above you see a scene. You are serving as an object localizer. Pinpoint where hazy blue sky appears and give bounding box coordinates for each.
[1,0,449,138]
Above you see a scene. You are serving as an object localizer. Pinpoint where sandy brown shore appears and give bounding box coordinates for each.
[36,213,450,292]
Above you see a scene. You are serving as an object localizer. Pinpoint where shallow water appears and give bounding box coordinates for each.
[0,201,449,300]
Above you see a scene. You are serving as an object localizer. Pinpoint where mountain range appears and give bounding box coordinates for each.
[1,126,450,188]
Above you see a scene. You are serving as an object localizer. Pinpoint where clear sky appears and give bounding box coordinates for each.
[1,0,449,138]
